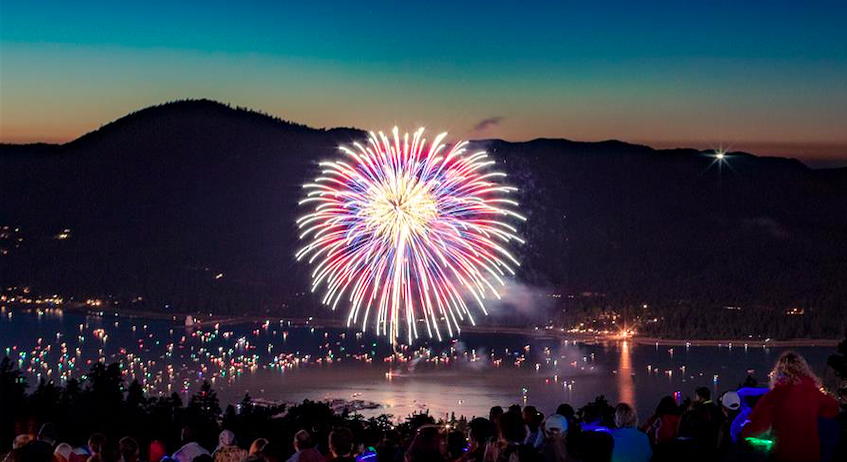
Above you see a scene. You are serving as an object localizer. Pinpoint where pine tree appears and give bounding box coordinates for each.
[126,379,148,414]
[188,380,221,420]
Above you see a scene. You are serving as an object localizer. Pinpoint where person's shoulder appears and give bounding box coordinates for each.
[609,427,628,438]
[216,447,242,458]
[815,388,840,415]
[30,441,53,450]
[175,443,207,456]
[614,427,647,438]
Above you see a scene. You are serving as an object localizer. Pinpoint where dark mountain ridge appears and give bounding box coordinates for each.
[2,99,846,338]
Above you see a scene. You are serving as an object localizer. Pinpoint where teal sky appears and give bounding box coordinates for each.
[1,1,846,166]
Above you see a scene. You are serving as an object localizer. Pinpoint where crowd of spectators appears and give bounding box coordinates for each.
[3,351,845,462]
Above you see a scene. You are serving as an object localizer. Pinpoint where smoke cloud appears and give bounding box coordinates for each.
[471,116,504,135]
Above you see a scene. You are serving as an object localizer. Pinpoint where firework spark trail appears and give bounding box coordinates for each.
[296,127,525,343]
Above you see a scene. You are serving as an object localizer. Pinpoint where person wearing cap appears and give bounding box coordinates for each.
[719,391,741,411]
[540,414,569,462]
[716,391,741,458]
[728,386,768,444]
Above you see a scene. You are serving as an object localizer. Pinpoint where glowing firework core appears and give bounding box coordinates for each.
[296,127,525,343]
[361,172,438,241]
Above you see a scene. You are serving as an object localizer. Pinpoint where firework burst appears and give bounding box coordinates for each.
[296,127,525,343]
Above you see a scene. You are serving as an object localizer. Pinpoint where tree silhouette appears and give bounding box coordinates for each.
[827,331,847,400]
[0,357,28,444]
[188,380,221,419]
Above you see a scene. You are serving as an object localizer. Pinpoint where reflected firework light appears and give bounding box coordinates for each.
[296,127,526,343]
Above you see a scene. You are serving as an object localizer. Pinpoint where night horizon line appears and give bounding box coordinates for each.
[2,97,846,169]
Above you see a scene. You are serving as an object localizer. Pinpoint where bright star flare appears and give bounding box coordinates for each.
[296,127,526,343]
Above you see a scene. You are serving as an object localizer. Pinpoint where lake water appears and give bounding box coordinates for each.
[0,307,836,421]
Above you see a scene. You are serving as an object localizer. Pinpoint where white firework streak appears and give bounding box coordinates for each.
[296,127,525,343]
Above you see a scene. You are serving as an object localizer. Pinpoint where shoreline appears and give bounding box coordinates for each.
[17,304,841,348]
[628,336,839,348]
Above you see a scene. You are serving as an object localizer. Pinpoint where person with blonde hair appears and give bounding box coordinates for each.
[609,403,651,462]
[741,350,839,462]
[248,439,269,457]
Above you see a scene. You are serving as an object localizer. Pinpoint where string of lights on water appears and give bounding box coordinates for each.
[2,306,833,420]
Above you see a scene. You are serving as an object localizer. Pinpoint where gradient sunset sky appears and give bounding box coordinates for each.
[1,1,846,166]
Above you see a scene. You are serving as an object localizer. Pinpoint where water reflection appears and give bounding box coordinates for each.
[617,340,635,408]
[1,308,835,420]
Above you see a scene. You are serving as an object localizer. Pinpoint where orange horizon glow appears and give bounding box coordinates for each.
[3,105,844,167]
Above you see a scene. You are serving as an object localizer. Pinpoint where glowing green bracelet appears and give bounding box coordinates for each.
[744,437,774,452]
